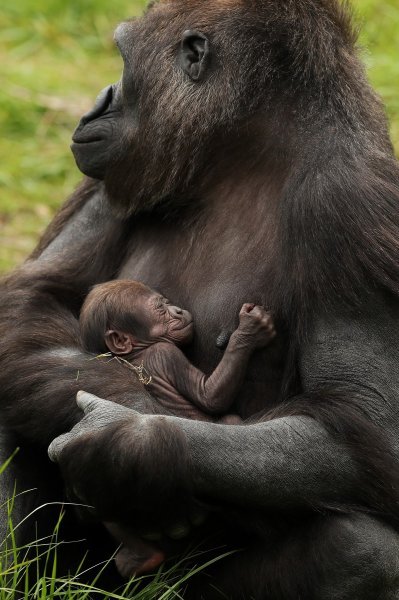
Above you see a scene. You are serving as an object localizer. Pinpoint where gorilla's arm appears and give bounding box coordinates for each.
[48,298,399,522]
[177,302,399,512]
[0,182,156,446]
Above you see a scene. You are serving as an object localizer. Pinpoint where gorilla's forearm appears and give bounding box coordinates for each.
[48,384,398,527]
[170,414,357,509]
[50,401,357,520]
[168,390,399,519]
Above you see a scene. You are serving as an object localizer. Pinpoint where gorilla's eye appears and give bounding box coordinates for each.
[179,30,210,82]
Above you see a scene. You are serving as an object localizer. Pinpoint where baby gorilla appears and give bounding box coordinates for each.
[79,280,276,578]
[80,280,276,423]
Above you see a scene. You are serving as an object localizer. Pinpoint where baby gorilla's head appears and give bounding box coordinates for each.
[80,280,194,356]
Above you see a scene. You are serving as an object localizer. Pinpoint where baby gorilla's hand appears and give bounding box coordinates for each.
[237,304,276,348]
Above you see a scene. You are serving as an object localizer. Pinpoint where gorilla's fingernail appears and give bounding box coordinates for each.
[167,524,190,540]
[47,442,57,462]
[76,390,87,405]
[76,390,96,410]
[48,436,69,462]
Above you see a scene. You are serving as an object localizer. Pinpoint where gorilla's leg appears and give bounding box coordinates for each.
[0,427,121,586]
[0,426,64,547]
[310,514,399,600]
[304,514,399,600]
[188,513,399,600]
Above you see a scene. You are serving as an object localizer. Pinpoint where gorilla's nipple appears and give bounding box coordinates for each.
[216,330,232,350]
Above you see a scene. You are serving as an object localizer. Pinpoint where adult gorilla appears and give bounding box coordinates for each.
[1,0,399,598]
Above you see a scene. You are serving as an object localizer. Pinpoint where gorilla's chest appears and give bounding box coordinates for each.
[118,213,285,417]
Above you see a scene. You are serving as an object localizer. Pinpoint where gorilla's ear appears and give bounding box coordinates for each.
[179,30,210,81]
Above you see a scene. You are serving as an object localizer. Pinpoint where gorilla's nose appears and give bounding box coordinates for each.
[81,85,114,125]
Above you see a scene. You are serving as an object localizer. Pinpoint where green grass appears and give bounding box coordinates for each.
[0,0,398,273]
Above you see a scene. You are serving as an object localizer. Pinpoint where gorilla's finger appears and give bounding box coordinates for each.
[76,390,113,414]
[48,432,76,462]
[76,391,138,422]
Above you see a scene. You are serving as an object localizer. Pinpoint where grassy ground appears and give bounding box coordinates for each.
[0,0,398,273]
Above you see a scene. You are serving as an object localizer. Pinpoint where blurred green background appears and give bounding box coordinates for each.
[1,0,398,273]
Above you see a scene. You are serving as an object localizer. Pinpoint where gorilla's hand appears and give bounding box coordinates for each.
[48,392,136,458]
[48,391,196,533]
[48,391,137,459]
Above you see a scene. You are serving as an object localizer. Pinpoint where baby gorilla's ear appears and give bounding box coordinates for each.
[105,330,135,355]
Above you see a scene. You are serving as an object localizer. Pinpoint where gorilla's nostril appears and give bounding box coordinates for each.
[81,85,114,125]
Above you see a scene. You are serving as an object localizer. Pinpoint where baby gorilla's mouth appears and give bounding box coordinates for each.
[178,318,193,329]
[170,319,194,345]
[178,317,194,332]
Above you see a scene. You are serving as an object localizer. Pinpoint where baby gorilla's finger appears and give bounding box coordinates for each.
[240,303,255,314]
[250,306,264,317]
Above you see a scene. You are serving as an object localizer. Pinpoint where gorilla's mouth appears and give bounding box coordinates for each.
[71,135,104,145]
[70,85,120,179]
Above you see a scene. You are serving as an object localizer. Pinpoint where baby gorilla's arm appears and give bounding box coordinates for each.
[150,305,275,416]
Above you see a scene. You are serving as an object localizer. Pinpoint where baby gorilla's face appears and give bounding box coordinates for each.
[143,292,194,346]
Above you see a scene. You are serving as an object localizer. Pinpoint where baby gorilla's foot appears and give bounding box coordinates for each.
[115,545,166,579]
[105,521,166,579]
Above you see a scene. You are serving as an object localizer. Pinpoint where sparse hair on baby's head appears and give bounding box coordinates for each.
[79,280,152,353]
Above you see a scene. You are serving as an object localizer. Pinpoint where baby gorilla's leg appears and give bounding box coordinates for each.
[105,522,165,579]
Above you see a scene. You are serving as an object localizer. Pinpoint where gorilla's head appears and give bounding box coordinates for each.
[71,0,356,216]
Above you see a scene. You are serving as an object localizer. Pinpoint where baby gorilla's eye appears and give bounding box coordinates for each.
[154,296,164,308]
